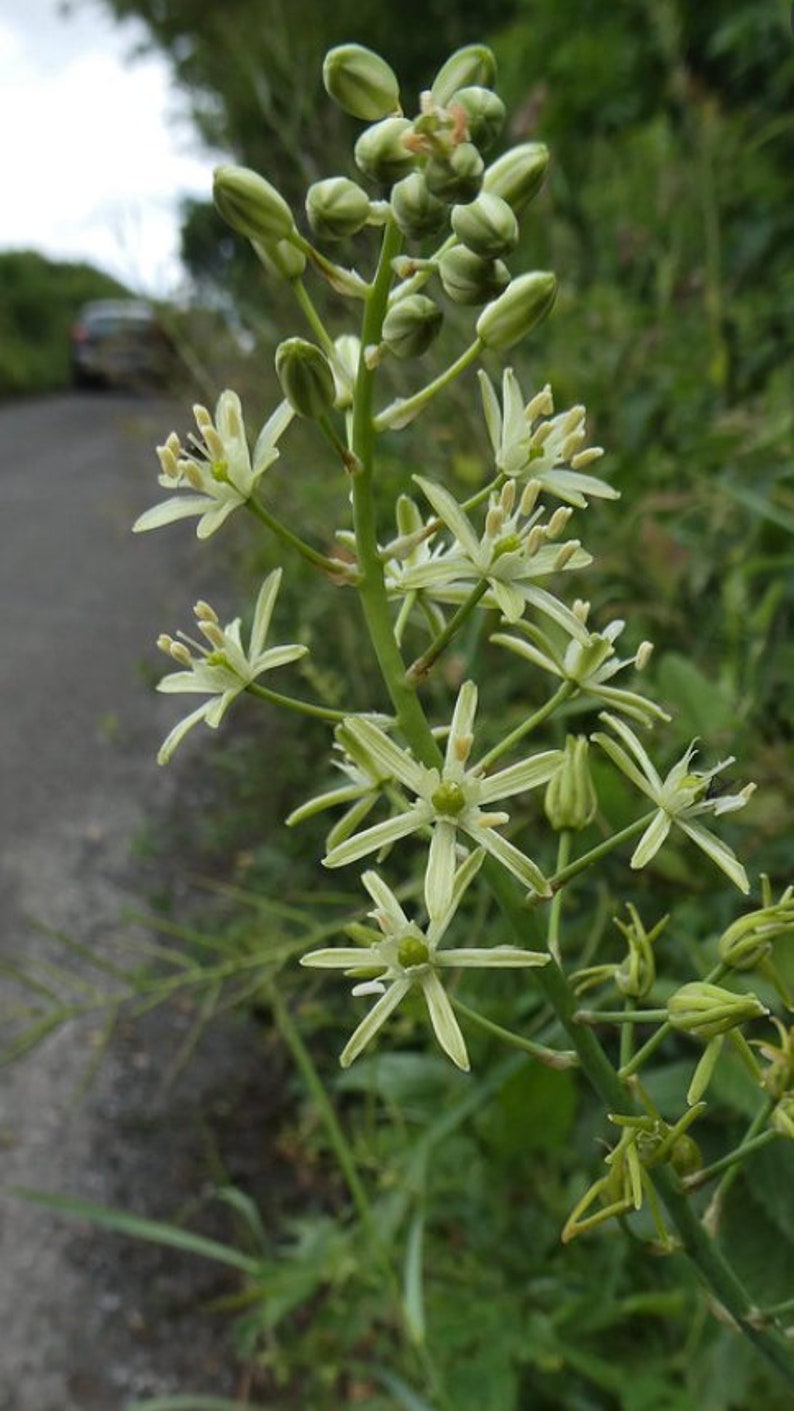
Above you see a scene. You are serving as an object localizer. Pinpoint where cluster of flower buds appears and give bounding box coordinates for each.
[210,40,558,391]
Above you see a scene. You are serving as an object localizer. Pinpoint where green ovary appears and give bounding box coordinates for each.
[431,781,467,816]
[398,935,430,969]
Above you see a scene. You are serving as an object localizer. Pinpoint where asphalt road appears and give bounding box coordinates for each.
[0,393,250,1408]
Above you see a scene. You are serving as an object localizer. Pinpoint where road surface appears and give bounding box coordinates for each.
[0,393,255,1409]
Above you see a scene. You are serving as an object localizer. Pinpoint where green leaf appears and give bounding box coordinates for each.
[656,653,735,738]
[403,1207,426,1345]
[9,1189,261,1276]
[718,1173,794,1304]
[477,1062,576,1158]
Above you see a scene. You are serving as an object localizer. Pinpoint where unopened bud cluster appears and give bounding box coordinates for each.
[212,41,557,385]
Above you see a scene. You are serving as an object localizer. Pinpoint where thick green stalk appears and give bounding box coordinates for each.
[349,218,441,768]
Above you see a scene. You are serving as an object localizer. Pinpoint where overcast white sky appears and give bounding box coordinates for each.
[0,0,217,294]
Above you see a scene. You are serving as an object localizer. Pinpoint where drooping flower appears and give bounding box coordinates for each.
[134,391,294,539]
[155,568,306,763]
[322,681,560,918]
[592,712,755,892]
[478,368,615,507]
[301,857,549,1069]
[492,601,667,726]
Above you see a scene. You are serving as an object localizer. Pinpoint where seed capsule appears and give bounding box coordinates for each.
[667,981,769,1040]
[476,270,557,349]
[322,44,400,121]
[213,165,295,243]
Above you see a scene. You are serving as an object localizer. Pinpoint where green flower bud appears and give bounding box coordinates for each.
[390,172,447,240]
[438,246,509,306]
[213,164,295,244]
[476,270,557,350]
[483,142,549,215]
[305,177,371,240]
[430,44,497,107]
[717,889,794,972]
[771,1096,794,1141]
[449,85,505,152]
[252,238,306,281]
[544,736,597,833]
[275,338,336,419]
[322,44,400,121]
[668,1132,703,1179]
[354,117,415,186]
[667,981,768,1040]
[424,142,484,204]
[451,191,518,258]
[382,295,442,359]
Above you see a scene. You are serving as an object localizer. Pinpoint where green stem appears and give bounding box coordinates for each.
[548,812,657,891]
[247,494,355,578]
[479,682,574,770]
[245,682,346,723]
[349,218,442,768]
[620,997,636,1071]
[700,1097,775,1211]
[293,278,336,357]
[405,581,489,684]
[452,996,578,1069]
[547,830,571,964]
[374,338,484,433]
[619,1021,672,1079]
[685,1129,778,1192]
[576,1008,668,1026]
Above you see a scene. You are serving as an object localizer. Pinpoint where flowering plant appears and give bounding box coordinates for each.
[137,40,794,1399]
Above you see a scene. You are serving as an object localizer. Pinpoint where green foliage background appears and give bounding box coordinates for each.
[0,250,128,396]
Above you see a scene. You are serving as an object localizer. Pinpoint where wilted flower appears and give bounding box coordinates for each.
[155,569,306,763]
[321,681,560,918]
[592,713,755,892]
[134,391,294,539]
[301,857,549,1069]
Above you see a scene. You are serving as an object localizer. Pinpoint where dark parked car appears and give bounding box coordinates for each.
[70,299,174,388]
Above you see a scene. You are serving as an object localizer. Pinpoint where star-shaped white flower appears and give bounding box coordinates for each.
[155,568,307,763]
[323,682,561,918]
[492,602,668,726]
[134,390,294,539]
[285,716,399,852]
[592,712,756,892]
[301,859,550,1069]
[478,368,616,507]
[410,475,592,627]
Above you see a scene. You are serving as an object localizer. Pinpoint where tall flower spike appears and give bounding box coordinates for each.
[592,712,755,892]
[155,569,307,763]
[478,369,615,507]
[322,681,561,919]
[301,857,549,1070]
[134,391,295,540]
